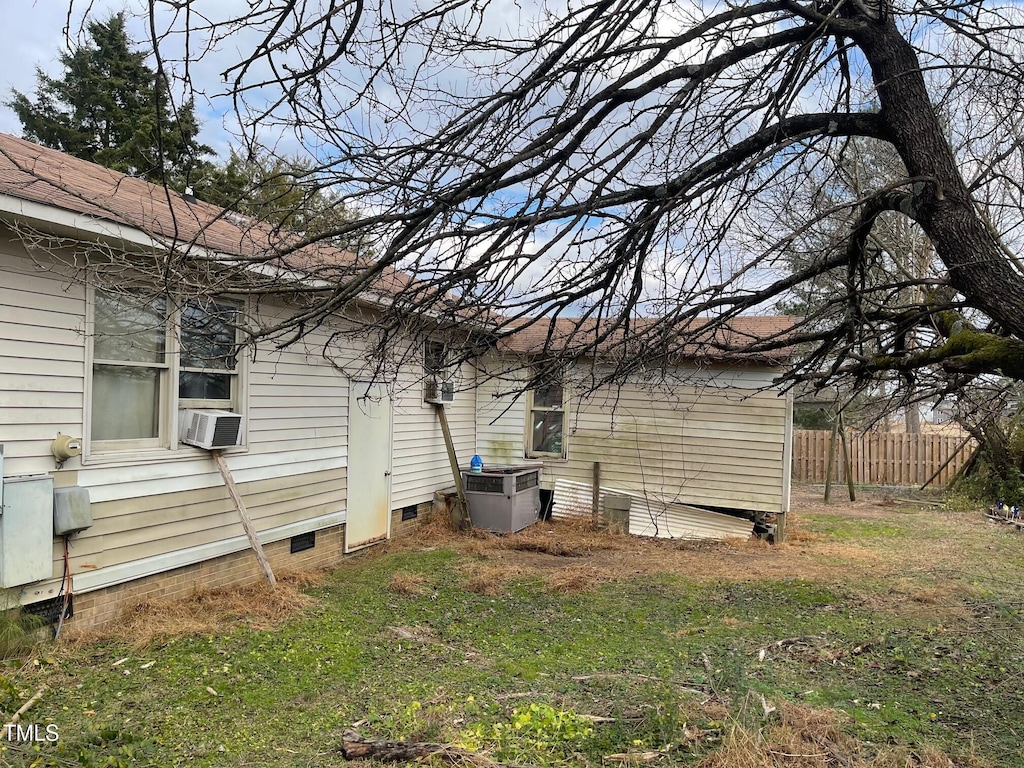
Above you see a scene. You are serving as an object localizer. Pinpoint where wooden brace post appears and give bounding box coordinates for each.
[212,450,277,588]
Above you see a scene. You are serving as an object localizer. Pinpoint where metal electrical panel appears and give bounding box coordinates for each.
[0,474,55,588]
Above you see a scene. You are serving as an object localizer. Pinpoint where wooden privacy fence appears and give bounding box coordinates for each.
[792,430,975,487]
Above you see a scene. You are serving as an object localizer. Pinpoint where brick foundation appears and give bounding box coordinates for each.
[390,499,433,539]
[70,500,433,632]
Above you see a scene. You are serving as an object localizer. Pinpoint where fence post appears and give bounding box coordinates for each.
[839,414,855,501]
[824,415,840,503]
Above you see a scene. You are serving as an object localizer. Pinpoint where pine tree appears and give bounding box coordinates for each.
[193,150,364,252]
[197,151,348,234]
[7,13,210,188]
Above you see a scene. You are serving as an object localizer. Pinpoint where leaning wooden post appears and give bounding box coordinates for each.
[839,413,856,502]
[434,404,471,528]
[823,411,840,503]
[211,450,276,588]
[920,434,973,490]
[592,462,601,523]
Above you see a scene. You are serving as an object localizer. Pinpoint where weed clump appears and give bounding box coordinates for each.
[65,572,322,649]
[544,564,611,594]
[0,604,46,659]
[462,564,527,595]
[698,701,974,768]
[388,570,430,596]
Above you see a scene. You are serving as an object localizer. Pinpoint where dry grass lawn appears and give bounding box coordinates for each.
[396,486,1004,623]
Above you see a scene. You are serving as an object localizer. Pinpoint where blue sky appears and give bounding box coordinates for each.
[0,1,238,155]
[1,2,76,135]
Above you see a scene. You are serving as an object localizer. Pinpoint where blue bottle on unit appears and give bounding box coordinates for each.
[470,454,483,473]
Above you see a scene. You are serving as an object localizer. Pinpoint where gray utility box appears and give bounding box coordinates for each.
[463,466,541,533]
[603,494,631,530]
[54,486,92,536]
[0,474,54,588]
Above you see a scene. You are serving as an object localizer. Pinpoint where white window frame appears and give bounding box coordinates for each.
[525,379,567,459]
[84,288,248,462]
[176,297,243,412]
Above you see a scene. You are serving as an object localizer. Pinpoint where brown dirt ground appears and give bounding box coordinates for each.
[75,486,1009,649]
[396,485,1009,621]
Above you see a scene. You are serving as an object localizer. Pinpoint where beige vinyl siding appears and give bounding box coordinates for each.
[61,309,353,581]
[390,359,476,508]
[247,321,348,458]
[475,359,528,465]
[0,269,353,594]
[64,467,346,574]
[552,378,788,512]
[0,240,86,476]
[0,226,476,603]
[477,357,789,514]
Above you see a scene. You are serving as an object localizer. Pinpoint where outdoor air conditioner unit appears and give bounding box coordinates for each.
[424,380,455,404]
[179,409,244,450]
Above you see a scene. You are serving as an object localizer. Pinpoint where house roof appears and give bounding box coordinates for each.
[499,315,796,365]
[0,132,793,364]
[0,132,411,294]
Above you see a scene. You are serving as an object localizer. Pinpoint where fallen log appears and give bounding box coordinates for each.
[4,686,46,729]
[340,729,447,762]
[339,729,545,767]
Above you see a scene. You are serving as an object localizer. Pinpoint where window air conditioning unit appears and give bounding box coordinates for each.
[424,380,455,404]
[179,409,244,450]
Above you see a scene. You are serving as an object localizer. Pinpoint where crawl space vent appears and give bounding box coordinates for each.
[22,595,72,625]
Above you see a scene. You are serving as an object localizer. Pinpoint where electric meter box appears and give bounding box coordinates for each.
[54,486,92,536]
[0,474,54,588]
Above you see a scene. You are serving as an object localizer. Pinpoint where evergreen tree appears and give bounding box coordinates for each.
[196,150,363,250]
[7,13,210,188]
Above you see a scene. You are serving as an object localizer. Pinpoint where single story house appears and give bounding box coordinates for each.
[0,133,792,630]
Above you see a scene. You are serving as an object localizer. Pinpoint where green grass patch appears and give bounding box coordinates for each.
[4,500,1023,767]
[801,514,906,540]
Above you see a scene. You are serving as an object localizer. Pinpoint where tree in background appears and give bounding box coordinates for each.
[777,134,936,430]
[7,13,360,245]
[7,12,210,189]
[195,150,361,247]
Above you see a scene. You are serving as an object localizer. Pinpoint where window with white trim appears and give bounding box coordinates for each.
[526,381,566,458]
[178,298,240,409]
[89,290,242,452]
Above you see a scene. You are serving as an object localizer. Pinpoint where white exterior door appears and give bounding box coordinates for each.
[345,381,393,552]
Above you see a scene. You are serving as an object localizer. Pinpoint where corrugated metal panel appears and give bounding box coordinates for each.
[552,478,753,541]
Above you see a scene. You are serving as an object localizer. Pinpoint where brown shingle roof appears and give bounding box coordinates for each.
[499,315,796,365]
[0,133,793,362]
[0,132,278,255]
[0,132,414,294]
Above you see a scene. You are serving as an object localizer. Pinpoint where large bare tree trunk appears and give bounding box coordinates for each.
[905,403,921,434]
[860,18,1024,338]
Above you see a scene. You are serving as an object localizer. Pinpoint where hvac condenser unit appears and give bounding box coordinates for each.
[424,380,455,404]
[462,466,541,533]
[179,409,244,450]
